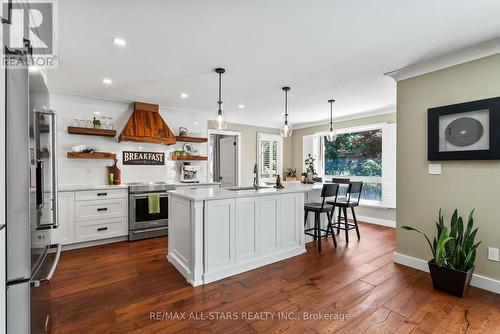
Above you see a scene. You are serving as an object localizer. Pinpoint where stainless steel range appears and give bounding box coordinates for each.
[127,182,176,241]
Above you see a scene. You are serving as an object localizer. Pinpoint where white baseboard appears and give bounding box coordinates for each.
[393,252,500,294]
[357,215,396,228]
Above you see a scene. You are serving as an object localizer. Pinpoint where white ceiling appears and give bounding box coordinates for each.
[47,0,500,128]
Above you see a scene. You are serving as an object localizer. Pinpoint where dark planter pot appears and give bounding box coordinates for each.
[428,261,474,297]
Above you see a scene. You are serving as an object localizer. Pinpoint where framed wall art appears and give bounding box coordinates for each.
[428,97,500,161]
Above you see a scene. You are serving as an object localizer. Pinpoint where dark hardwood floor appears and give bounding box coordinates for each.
[48,223,500,333]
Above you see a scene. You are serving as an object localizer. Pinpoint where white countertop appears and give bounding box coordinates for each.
[173,182,221,187]
[58,184,129,192]
[168,181,323,201]
[58,182,220,192]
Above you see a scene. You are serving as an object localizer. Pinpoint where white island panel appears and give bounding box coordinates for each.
[259,195,280,255]
[235,197,260,262]
[168,196,192,280]
[205,199,235,272]
[281,193,304,248]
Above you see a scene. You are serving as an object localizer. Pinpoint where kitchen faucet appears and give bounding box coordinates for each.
[253,163,260,190]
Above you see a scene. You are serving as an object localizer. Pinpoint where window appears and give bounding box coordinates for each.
[323,128,383,203]
[257,133,283,183]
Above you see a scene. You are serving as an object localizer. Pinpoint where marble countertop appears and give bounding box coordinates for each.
[58,184,129,192]
[168,181,322,201]
[58,182,220,192]
[174,182,221,187]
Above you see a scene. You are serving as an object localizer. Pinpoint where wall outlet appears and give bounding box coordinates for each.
[488,247,499,262]
[428,163,442,175]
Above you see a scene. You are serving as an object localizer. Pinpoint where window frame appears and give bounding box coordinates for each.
[318,123,385,205]
[256,133,283,184]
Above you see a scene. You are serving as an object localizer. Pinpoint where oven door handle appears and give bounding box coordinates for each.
[132,192,169,199]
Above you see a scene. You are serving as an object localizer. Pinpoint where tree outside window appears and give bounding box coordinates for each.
[324,129,382,202]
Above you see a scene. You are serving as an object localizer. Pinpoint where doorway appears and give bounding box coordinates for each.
[208,131,240,187]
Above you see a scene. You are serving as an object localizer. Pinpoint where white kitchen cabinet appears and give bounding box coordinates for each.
[53,188,128,247]
[75,198,126,222]
[52,192,75,245]
[204,199,235,272]
[74,217,127,242]
[74,189,127,201]
[259,195,281,255]
[235,197,259,262]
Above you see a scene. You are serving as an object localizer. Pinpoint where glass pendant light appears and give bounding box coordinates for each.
[326,99,337,142]
[214,68,227,130]
[281,87,292,137]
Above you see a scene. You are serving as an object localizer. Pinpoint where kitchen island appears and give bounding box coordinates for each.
[167,182,318,285]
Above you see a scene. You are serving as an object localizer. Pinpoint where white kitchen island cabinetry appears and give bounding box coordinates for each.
[168,185,308,286]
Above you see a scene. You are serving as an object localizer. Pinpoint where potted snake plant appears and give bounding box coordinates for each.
[401,209,480,297]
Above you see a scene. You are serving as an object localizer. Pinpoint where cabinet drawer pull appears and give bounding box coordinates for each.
[97,227,108,232]
[97,208,108,212]
[97,192,108,196]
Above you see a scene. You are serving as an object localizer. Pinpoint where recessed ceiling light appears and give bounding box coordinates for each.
[238,104,245,109]
[102,78,112,85]
[112,37,127,46]
[194,122,199,125]
[94,111,101,115]
[180,93,189,99]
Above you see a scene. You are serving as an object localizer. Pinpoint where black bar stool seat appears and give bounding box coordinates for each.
[304,183,339,252]
[304,202,334,212]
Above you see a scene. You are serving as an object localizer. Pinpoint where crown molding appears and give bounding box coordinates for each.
[385,37,500,82]
[294,106,395,129]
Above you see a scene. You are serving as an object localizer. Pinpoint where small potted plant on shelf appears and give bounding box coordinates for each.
[401,209,481,297]
[285,168,297,181]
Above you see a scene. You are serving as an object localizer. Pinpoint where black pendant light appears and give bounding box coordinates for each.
[326,99,337,142]
[214,68,227,130]
[281,87,292,137]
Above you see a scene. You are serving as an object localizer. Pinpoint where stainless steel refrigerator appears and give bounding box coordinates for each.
[5,60,61,333]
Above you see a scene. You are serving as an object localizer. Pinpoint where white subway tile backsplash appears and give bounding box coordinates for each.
[52,94,209,187]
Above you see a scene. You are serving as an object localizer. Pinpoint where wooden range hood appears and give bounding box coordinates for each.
[118,102,176,145]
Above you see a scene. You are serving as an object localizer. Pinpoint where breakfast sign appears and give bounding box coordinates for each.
[122,151,165,165]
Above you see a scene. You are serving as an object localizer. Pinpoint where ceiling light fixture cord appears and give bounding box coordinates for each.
[330,99,334,130]
[326,99,337,142]
[218,71,222,114]
[284,89,288,124]
[280,86,292,138]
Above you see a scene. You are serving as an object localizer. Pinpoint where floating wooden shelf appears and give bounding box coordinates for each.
[171,155,208,161]
[175,136,207,143]
[67,126,117,137]
[67,152,116,159]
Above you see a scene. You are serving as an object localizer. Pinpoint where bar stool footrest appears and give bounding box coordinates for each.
[332,222,357,231]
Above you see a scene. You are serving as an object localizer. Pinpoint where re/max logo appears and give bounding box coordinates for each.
[2,1,56,55]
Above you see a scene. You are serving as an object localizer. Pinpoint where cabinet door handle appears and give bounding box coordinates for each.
[97,192,108,196]
[97,227,108,232]
[97,208,108,212]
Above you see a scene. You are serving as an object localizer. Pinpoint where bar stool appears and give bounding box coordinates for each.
[328,181,363,244]
[329,178,350,228]
[304,183,339,252]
